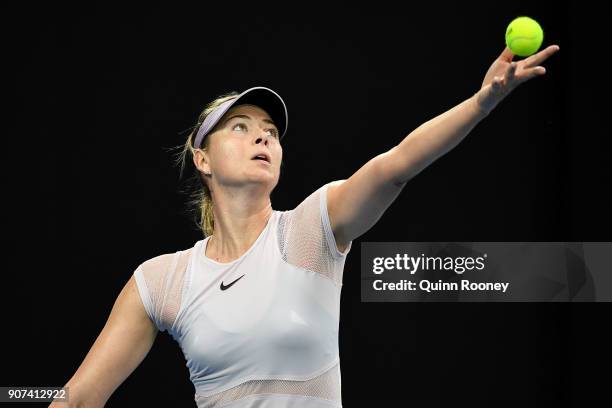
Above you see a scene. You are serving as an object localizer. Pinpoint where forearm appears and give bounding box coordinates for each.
[388,90,490,185]
[48,380,105,408]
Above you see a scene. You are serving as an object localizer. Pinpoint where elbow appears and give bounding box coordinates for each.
[375,147,412,188]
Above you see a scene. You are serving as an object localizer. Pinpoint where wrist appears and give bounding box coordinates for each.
[471,89,494,118]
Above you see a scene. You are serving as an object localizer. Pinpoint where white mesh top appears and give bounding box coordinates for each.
[133,181,352,407]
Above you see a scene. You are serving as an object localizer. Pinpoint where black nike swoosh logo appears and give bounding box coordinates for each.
[220,274,245,291]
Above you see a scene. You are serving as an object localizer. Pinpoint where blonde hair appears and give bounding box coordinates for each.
[171,91,240,237]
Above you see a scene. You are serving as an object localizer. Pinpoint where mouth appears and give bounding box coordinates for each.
[251,153,271,164]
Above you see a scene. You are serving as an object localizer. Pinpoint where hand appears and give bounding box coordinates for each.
[475,44,560,114]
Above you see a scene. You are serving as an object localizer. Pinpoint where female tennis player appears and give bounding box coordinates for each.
[50,44,559,408]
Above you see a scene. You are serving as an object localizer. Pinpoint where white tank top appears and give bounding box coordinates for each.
[133,181,352,407]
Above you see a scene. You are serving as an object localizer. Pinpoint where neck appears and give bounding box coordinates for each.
[206,186,274,263]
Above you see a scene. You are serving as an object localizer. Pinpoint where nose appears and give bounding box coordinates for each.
[254,131,272,146]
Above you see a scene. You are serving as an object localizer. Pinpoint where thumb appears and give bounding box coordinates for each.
[491,76,504,91]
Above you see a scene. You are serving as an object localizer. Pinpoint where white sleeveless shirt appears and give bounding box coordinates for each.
[133,181,352,407]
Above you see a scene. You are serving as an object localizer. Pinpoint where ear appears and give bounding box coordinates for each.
[193,148,211,175]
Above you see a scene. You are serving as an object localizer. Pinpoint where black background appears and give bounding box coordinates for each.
[4,1,610,407]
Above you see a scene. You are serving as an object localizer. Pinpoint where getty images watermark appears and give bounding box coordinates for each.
[360,242,612,302]
[371,252,510,293]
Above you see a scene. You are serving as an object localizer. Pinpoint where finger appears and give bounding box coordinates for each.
[492,76,504,90]
[522,44,560,68]
[522,66,547,81]
[506,61,518,83]
[499,46,515,63]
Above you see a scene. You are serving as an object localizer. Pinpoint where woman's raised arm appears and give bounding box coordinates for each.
[327,45,560,248]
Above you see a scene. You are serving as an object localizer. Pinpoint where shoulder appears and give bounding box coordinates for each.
[141,253,175,268]
[324,181,351,254]
[326,180,346,210]
[139,247,195,276]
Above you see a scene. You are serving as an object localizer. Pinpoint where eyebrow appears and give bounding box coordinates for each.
[223,114,277,129]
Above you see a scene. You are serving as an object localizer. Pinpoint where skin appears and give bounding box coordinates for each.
[49,104,284,407]
[49,45,560,407]
[195,46,564,259]
[477,45,561,114]
[327,45,561,250]
[193,104,283,263]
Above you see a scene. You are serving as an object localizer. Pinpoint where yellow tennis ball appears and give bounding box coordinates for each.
[505,16,544,57]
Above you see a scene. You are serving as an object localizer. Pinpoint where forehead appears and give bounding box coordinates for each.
[224,104,272,121]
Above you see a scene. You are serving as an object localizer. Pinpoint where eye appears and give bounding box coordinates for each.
[232,122,279,138]
[232,123,247,132]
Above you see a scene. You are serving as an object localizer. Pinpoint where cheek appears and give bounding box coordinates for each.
[274,146,283,163]
[216,140,243,161]
[212,141,250,172]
